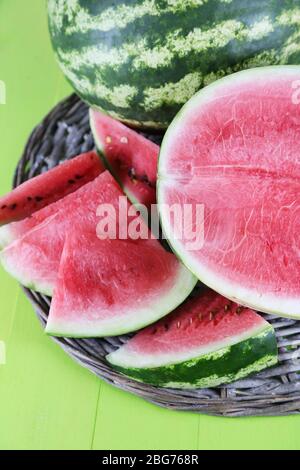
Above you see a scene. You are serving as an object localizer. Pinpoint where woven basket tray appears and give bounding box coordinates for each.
[13,94,300,417]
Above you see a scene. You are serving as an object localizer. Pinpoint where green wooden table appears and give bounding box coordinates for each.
[0,0,299,450]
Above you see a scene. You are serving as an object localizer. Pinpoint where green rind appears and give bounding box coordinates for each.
[107,327,278,389]
[48,0,300,127]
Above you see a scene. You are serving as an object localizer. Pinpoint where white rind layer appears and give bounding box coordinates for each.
[0,225,15,250]
[89,108,105,154]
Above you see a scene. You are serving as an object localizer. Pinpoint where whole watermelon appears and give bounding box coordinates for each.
[48,0,300,129]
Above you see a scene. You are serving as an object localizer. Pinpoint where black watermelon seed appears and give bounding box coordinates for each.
[27,196,33,201]
[1,205,7,210]
[128,168,136,178]
[9,203,17,210]
[68,179,75,185]
[35,196,43,202]
[141,174,149,183]
[75,174,83,180]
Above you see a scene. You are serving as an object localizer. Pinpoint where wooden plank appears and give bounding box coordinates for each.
[0,293,101,450]
[92,382,199,450]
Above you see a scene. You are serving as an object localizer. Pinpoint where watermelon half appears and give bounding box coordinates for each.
[90,109,159,208]
[0,151,103,226]
[158,66,300,319]
[107,289,278,388]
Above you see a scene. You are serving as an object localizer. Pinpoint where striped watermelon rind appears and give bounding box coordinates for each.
[107,324,277,389]
[48,0,300,128]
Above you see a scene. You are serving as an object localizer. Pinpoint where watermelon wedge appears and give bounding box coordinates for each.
[44,171,195,337]
[107,289,278,389]
[90,109,159,208]
[0,151,103,225]
[158,66,300,319]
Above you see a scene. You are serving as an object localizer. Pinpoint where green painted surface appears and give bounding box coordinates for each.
[0,0,299,450]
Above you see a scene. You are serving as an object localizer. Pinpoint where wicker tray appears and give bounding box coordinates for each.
[13,94,300,417]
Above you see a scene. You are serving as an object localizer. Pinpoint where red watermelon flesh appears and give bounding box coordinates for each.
[90,109,159,208]
[0,151,104,225]
[158,67,300,318]
[0,173,112,295]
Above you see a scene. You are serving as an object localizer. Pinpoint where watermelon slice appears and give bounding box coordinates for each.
[0,151,104,225]
[107,289,278,389]
[90,109,159,208]
[158,66,300,319]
